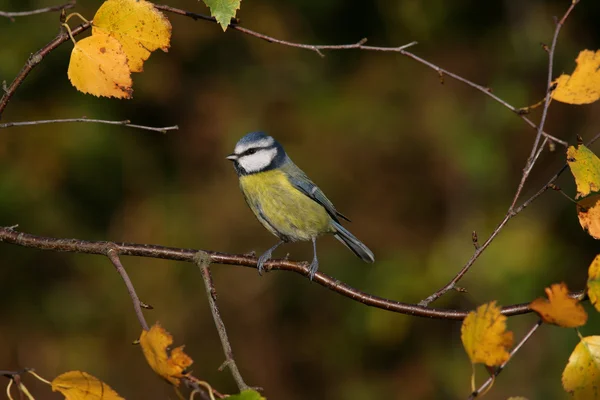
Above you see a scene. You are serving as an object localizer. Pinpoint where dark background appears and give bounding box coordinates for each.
[1,0,600,399]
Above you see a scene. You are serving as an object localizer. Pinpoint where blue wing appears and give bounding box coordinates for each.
[281,160,351,223]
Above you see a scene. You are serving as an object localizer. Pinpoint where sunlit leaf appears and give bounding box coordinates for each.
[139,323,193,386]
[506,397,529,400]
[227,389,267,400]
[461,301,513,366]
[553,49,600,105]
[567,145,600,239]
[567,145,600,199]
[563,336,600,399]
[588,255,600,312]
[202,0,241,31]
[52,371,124,400]
[93,0,171,73]
[530,283,587,328]
[67,31,132,99]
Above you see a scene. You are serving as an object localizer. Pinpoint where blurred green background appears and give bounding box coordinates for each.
[1,0,600,399]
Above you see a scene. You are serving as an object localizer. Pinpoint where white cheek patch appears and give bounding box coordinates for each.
[238,148,277,173]
[234,137,275,155]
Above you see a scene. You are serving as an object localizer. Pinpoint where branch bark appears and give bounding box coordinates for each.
[0,226,584,321]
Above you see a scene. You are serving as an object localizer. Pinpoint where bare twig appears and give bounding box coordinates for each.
[0,226,584,320]
[0,118,178,133]
[0,1,75,20]
[419,1,578,306]
[397,51,566,147]
[195,252,250,391]
[155,4,566,146]
[107,248,149,331]
[419,166,561,306]
[510,1,579,211]
[468,319,543,399]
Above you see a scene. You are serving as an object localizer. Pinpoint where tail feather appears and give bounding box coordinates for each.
[332,221,374,263]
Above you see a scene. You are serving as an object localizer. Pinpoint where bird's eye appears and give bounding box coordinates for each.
[246,149,257,155]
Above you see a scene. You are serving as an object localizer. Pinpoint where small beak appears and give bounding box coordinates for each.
[226,154,238,161]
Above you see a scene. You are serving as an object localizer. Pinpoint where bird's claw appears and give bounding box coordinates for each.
[308,258,319,281]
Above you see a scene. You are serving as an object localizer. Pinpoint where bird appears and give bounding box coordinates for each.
[226,131,374,280]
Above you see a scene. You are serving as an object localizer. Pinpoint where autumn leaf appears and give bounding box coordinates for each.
[227,389,267,400]
[577,195,600,240]
[553,50,600,105]
[588,255,600,312]
[67,31,132,99]
[562,336,600,399]
[567,144,600,239]
[506,398,529,400]
[203,0,241,31]
[52,371,124,400]
[568,145,600,199]
[140,323,193,386]
[93,0,171,73]
[461,301,513,367]
[530,283,587,328]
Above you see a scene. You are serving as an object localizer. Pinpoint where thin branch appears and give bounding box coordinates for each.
[195,252,250,391]
[397,51,567,147]
[0,226,584,321]
[0,0,568,151]
[154,4,566,147]
[0,118,178,133]
[0,1,75,20]
[468,319,543,399]
[526,1,578,167]
[510,1,579,211]
[419,164,562,306]
[106,248,149,331]
[419,1,578,306]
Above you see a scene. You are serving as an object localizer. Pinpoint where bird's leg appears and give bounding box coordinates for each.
[257,240,284,275]
[308,237,319,280]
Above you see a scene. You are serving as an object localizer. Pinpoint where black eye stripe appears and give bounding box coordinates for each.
[240,145,276,157]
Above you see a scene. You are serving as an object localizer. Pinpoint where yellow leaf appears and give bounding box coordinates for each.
[140,323,193,386]
[461,301,513,366]
[562,336,600,399]
[567,145,600,199]
[578,195,600,240]
[530,283,587,328]
[553,50,600,105]
[506,397,529,400]
[93,0,171,73]
[52,371,124,400]
[67,31,132,99]
[567,144,600,239]
[588,255,600,312]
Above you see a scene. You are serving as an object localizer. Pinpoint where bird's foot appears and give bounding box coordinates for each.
[308,258,319,281]
[257,251,272,276]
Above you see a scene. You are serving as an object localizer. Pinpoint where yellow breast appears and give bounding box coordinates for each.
[239,170,333,241]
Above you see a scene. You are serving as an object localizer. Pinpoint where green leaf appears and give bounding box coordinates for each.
[227,389,266,400]
[202,0,241,31]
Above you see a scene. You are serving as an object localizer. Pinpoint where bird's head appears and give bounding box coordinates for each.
[227,132,287,175]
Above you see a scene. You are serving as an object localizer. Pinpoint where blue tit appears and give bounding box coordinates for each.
[227,131,374,279]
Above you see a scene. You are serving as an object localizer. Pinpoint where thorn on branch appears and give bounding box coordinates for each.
[454,286,468,293]
[471,231,479,250]
[577,135,584,145]
[541,43,550,53]
[437,70,445,84]
[140,301,154,310]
